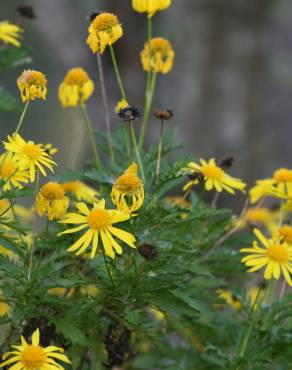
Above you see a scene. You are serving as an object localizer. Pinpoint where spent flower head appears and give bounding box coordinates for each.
[86,12,123,54]
[141,37,175,74]
[17,69,47,102]
[59,67,94,107]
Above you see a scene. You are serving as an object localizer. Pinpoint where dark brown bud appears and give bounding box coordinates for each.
[17,5,36,19]
[87,10,104,22]
[118,107,140,122]
[138,244,159,261]
[219,157,235,169]
[153,108,173,120]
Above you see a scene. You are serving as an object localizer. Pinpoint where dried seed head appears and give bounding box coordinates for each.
[219,157,235,169]
[138,244,159,261]
[17,5,36,19]
[153,108,173,120]
[118,107,140,122]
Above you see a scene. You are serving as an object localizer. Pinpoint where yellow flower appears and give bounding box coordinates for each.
[236,207,278,235]
[166,196,190,208]
[183,158,246,194]
[0,21,22,47]
[240,228,292,286]
[0,294,11,318]
[217,289,242,311]
[43,143,58,156]
[4,134,56,182]
[0,152,29,190]
[47,287,75,298]
[278,225,292,243]
[111,163,144,213]
[249,168,292,204]
[0,328,71,370]
[80,284,98,298]
[132,0,172,17]
[61,180,99,203]
[0,245,17,261]
[17,70,47,102]
[59,67,94,107]
[141,37,175,74]
[58,199,136,259]
[86,13,123,54]
[36,182,69,221]
[115,99,129,114]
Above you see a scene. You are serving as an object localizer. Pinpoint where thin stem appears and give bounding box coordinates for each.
[28,171,39,280]
[109,45,127,100]
[156,119,164,182]
[139,72,157,150]
[96,53,115,162]
[80,105,101,170]
[15,100,30,134]
[146,17,153,99]
[211,192,220,208]
[9,199,23,243]
[236,286,263,364]
[128,122,133,161]
[278,198,285,227]
[101,247,114,287]
[130,121,145,183]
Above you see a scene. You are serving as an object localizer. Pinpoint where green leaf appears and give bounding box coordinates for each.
[0,86,19,111]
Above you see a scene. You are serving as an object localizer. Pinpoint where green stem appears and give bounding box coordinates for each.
[109,45,127,100]
[156,119,164,182]
[146,17,153,96]
[130,122,145,183]
[15,100,29,134]
[80,105,101,170]
[236,286,263,364]
[28,171,39,280]
[9,198,23,243]
[139,72,157,150]
[101,247,114,287]
[96,53,115,163]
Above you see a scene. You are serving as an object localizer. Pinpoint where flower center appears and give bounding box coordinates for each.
[273,168,292,183]
[278,225,292,243]
[87,209,112,230]
[200,164,224,181]
[266,244,289,263]
[19,70,47,87]
[40,182,65,200]
[20,345,47,369]
[115,173,142,195]
[92,13,118,32]
[23,143,42,159]
[1,161,16,178]
[64,68,90,86]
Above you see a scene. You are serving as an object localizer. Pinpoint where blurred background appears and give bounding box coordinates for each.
[1,0,292,189]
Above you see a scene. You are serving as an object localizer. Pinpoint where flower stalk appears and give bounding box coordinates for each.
[15,100,29,134]
[80,105,101,171]
[156,118,164,182]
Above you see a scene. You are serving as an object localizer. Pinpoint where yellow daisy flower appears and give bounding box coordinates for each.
[217,289,242,311]
[141,37,175,74]
[249,168,292,204]
[0,293,11,318]
[240,228,292,286]
[17,70,47,102]
[278,225,292,243]
[0,21,22,47]
[3,134,56,182]
[58,199,136,259]
[132,0,172,17]
[111,163,144,213]
[0,328,71,370]
[0,152,29,190]
[59,67,94,107]
[80,284,98,298]
[47,287,75,298]
[61,180,99,203]
[86,13,123,54]
[115,99,129,114]
[36,182,69,221]
[235,207,278,235]
[183,158,246,194]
